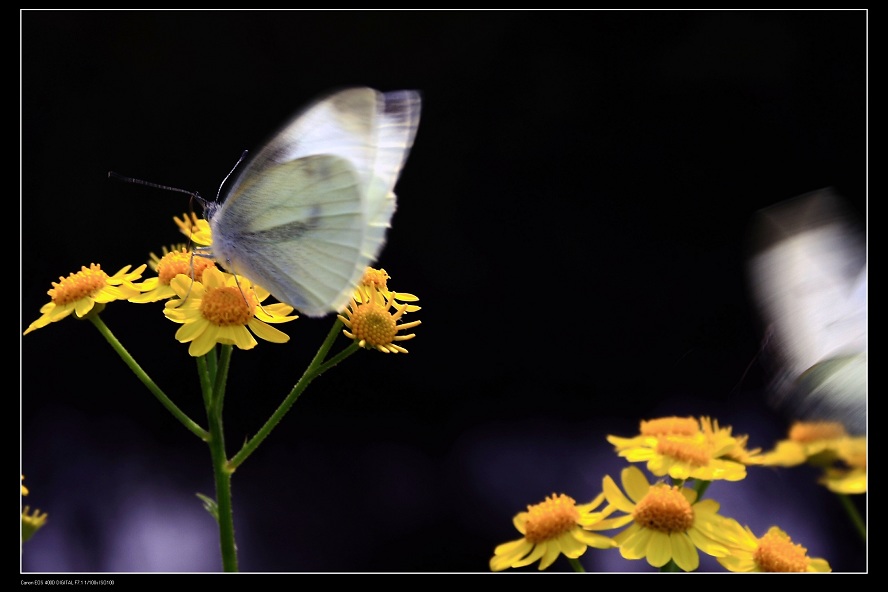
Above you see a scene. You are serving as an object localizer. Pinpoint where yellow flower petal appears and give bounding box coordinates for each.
[573,529,616,549]
[247,318,291,343]
[74,298,95,318]
[220,325,257,350]
[537,542,561,570]
[646,530,672,567]
[490,537,533,571]
[618,525,650,560]
[512,543,546,568]
[670,532,699,572]
[622,466,651,503]
[189,326,222,357]
[603,474,635,512]
[559,531,586,558]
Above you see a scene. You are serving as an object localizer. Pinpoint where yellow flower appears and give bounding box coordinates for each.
[22,506,48,543]
[173,212,213,246]
[355,267,420,313]
[163,267,297,357]
[600,465,735,571]
[702,418,763,466]
[338,285,421,353]
[717,523,831,572]
[490,492,616,571]
[820,436,867,494]
[21,476,47,543]
[24,263,147,335]
[130,247,217,303]
[760,423,867,494]
[146,244,188,271]
[607,416,750,482]
[760,421,849,467]
[821,466,867,495]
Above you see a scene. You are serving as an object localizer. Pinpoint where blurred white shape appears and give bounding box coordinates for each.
[747,189,866,434]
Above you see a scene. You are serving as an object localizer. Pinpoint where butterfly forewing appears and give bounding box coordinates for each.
[208,87,421,317]
[213,155,366,316]
[360,90,421,261]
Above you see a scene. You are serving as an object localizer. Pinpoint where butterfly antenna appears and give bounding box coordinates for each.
[197,150,257,309]
[216,150,249,201]
[727,327,773,397]
[108,171,210,217]
[107,172,216,308]
[108,170,202,199]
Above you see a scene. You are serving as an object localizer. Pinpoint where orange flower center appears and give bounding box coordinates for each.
[789,421,847,443]
[48,264,108,305]
[641,416,699,437]
[200,286,256,326]
[157,251,215,285]
[753,527,810,572]
[361,267,390,291]
[523,494,580,543]
[633,484,694,533]
[348,301,398,347]
[656,436,711,466]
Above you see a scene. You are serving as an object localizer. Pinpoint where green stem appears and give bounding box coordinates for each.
[205,345,238,572]
[211,344,232,413]
[197,355,214,413]
[660,559,682,572]
[88,314,208,441]
[836,493,866,541]
[692,479,711,499]
[228,319,359,470]
[567,557,585,572]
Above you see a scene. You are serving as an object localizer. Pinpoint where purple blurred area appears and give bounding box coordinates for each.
[21,10,866,574]
[21,398,866,572]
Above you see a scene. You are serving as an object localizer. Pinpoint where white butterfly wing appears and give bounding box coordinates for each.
[747,189,867,433]
[361,90,422,257]
[208,88,421,317]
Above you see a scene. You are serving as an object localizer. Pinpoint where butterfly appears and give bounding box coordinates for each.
[203,87,421,317]
[747,189,867,434]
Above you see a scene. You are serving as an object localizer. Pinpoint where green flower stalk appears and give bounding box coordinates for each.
[23,215,422,571]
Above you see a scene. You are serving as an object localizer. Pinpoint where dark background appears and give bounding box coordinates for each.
[21,11,866,574]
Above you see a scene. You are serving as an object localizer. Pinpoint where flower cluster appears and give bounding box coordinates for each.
[23,263,146,335]
[490,416,864,572]
[24,214,421,358]
[607,416,760,482]
[339,270,421,354]
[22,212,423,571]
[490,493,616,571]
[760,421,867,495]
